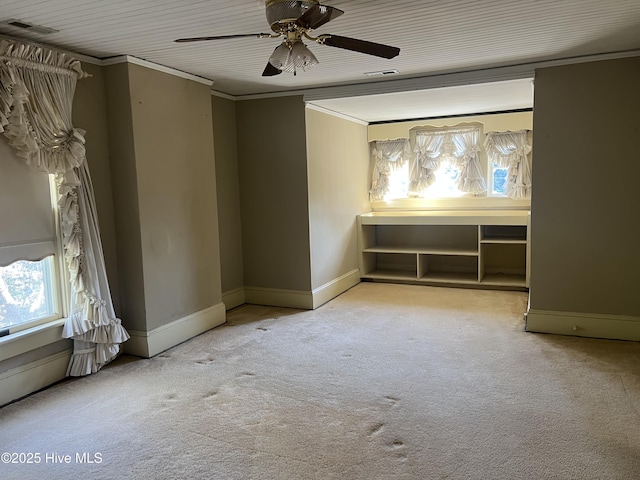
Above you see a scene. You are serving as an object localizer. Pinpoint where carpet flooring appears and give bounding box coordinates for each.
[1,283,639,479]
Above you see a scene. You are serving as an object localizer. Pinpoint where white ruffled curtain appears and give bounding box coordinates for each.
[369,139,412,201]
[409,127,486,197]
[484,130,532,199]
[0,39,128,376]
[451,128,486,194]
[408,131,446,195]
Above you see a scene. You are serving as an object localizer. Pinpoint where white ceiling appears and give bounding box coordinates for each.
[1,0,639,122]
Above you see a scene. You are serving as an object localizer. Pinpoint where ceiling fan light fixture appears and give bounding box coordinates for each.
[269,40,318,74]
[268,42,293,71]
[291,40,318,69]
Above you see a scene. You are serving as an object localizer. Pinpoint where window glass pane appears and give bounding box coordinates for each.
[423,161,464,198]
[384,163,409,200]
[0,257,56,330]
[492,163,508,196]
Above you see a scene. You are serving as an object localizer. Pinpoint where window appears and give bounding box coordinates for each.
[384,160,469,200]
[369,138,412,201]
[371,125,487,201]
[484,130,532,200]
[490,162,508,196]
[422,161,465,199]
[0,257,59,334]
[0,138,62,336]
[384,162,409,200]
[370,125,532,202]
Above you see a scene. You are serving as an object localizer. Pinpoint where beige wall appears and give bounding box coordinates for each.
[127,64,222,330]
[236,96,311,291]
[211,95,244,295]
[74,61,120,314]
[105,63,222,332]
[104,63,147,331]
[530,57,640,318]
[305,108,370,290]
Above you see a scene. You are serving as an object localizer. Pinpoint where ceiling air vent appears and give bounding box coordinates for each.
[0,19,59,35]
[364,69,399,77]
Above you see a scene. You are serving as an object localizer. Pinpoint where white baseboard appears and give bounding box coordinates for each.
[312,269,360,309]
[244,286,314,310]
[0,350,71,407]
[125,302,226,358]
[244,270,360,310]
[222,287,245,311]
[526,308,640,341]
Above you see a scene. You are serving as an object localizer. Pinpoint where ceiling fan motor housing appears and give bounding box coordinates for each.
[265,0,318,31]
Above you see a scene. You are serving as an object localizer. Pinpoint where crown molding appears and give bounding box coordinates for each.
[100,55,214,86]
[211,89,236,101]
[304,103,368,125]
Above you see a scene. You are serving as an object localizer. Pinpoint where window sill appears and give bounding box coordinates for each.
[0,318,66,362]
[371,196,530,212]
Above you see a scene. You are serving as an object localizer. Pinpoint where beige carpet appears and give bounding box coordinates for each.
[1,283,639,479]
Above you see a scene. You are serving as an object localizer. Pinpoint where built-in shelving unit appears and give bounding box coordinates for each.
[358,211,530,290]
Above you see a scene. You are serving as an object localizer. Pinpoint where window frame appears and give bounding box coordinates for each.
[0,175,67,337]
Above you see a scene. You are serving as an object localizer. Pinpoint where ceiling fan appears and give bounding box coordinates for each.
[175,0,400,76]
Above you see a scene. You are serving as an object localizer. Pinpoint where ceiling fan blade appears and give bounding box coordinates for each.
[175,33,270,43]
[295,4,344,30]
[262,61,282,77]
[321,35,400,59]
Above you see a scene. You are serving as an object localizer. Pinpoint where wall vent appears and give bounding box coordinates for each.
[0,19,59,35]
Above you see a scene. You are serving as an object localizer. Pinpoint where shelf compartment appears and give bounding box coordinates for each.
[481,225,527,243]
[480,243,526,285]
[375,224,478,252]
[362,252,418,280]
[418,254,479,284]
